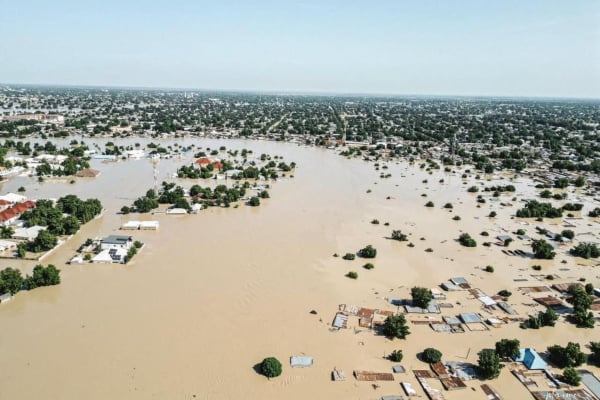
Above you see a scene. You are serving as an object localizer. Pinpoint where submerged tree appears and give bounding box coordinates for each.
[382,314,410,339]
[477,349,502,380]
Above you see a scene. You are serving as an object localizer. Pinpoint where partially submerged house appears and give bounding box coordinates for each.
[92,247,127,264]
[100,235,133,251]
[0,239,17,252]
[11,225,46,241]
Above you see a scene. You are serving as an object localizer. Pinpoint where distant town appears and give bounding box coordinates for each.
[0,85,599,400]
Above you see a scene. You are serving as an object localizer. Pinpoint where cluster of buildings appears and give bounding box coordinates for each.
[0,193,42,254]
[194,157,223,170]
[0,113,65,124]
[4,154,68,172]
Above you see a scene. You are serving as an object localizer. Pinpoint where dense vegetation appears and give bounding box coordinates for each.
[570,243,600,259]
[516,201,563,219]
[0,264,61,296]
[18,195,102,254]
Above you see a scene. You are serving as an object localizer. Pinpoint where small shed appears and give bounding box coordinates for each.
[392,365,406,373]
[121,221,141,230]
[140,221,159,230]
[290,356,313,368]
[459,313,483,324]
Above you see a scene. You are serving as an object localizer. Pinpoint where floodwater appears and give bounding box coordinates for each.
[0,138,598,399]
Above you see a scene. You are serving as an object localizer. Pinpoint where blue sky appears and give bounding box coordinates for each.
[1,0,599,98]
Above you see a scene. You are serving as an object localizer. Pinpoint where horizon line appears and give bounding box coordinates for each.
[2,81,599,102]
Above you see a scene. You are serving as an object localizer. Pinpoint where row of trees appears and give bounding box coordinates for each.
[0,265,60,296]
[531,239,600,261]
[516,200,563,219]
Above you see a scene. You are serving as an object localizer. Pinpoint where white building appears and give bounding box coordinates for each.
[100,235,133,251]
[11,226,46,241]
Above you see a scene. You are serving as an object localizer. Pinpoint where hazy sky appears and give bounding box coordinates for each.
[1,0,599,98]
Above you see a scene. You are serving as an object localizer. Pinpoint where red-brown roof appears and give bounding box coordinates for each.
[195,158,211,166]
[0,201,36,222]
[212,161,223,170]
[0,208,17,222]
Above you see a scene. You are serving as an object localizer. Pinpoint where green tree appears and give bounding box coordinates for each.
[411,287,433,308]
[458,233,477,247]
[62,215,80,235]
[540,307,559,327]
[547,342,586,368]
[28,230,57,252]
[562,367,581,386]
[495,339,520,360]
[477,349,502,380]
[0,268,23,295]
[259,357,282,378]
[561,230,575,240]
[382,314,410,339]
[388,349,403,362]
[357,245,377,258]
[567,285,592,311]
[0,226,14,239]
[248,196,260,207]
[23,264,61,289]
[532,239,555,259]
[422,348,443,363]
[570,243,600,259]
[588,342,600,367]
[391,230,408,241]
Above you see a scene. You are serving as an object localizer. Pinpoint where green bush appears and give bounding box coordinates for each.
[391,230,408,241]
[248,196,261,207]
[388,349,403,362]
[458,233,477,247]
[562,367,581,386]
[346,271,358,279]
[422,348,442,363]
[342,253,355,260]
[259,357,282,378]
[570,243,600,259]
[357,245,377,258]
